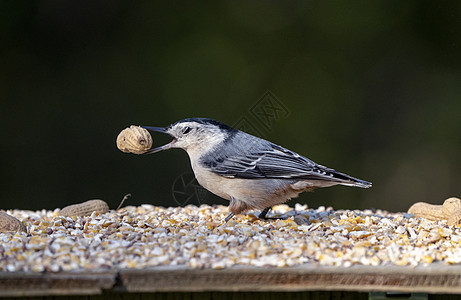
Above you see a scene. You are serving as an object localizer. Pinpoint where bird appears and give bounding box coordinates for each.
[143,118,371,222]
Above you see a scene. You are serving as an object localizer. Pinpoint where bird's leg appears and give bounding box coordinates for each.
[258,207,271,219]
[224,213,235,223]
[227,197,253,223]
[226,196,247,223]
[225,196,238,223]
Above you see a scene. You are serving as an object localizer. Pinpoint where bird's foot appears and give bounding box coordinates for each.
[258,207,286,220]
[261,216,286,220]
[258,207,270,219]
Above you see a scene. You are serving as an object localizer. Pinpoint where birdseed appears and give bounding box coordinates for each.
[1,204,461,272]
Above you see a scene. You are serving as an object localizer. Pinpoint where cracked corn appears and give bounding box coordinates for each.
[1,204,461,272]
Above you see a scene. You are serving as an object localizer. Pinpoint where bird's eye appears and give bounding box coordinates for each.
[182,127,191,135]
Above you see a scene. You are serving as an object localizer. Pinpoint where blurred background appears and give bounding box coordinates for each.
[1,1,460,212]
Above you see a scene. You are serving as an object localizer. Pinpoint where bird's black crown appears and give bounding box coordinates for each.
[173,118,236,133]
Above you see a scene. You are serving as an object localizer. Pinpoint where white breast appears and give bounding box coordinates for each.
[190,160,232,200]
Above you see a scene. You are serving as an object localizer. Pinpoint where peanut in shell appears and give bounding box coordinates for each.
[116,125,153,154]
[443,197,461,226]
[0,212,27,233]
[407,202,444,221]
[59,199,109,217]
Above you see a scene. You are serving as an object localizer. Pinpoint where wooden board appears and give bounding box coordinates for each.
[0,270,116,297]
[1,264,461,297]
[118,264,461,294]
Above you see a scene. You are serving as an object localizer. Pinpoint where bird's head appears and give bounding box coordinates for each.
[143,118,236,156]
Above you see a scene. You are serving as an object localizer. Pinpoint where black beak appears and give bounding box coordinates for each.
[143,126,167,133]
[142,126,175,154]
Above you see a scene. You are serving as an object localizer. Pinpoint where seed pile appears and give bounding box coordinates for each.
[1,204,461,272]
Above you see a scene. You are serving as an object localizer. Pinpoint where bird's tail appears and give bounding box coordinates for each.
[325,168,372,188]
[343,178,372,188]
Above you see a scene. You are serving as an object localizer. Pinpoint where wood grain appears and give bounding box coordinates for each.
[2,264,461,297]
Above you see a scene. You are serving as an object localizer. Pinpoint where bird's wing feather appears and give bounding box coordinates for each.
[206,143,348,182]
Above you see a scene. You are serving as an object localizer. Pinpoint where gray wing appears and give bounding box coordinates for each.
[204,142,358,183]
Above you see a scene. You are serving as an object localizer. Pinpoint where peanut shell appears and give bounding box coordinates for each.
[442,197,461,219]
[0,212,27,233]
[116,125,153,154]
[407,202,444,221]
[59,199,109,217]
[447,212,461,226]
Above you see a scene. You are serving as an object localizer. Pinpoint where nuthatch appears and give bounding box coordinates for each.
[143,118,371,222]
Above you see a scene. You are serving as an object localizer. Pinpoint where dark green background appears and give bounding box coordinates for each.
[1,1,460,212]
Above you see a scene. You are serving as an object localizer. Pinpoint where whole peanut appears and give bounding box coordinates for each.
[442,197,461,226]
[407,202,444,221]
[59,200,109,217]
[408,198,461,226]
[0,212,27,233]
[116,125,153,154]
